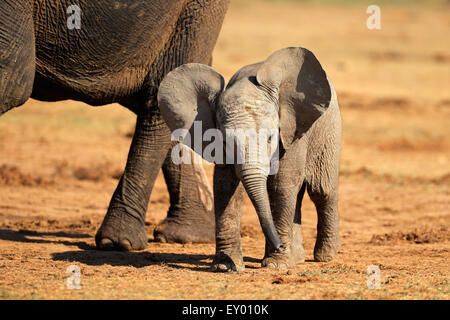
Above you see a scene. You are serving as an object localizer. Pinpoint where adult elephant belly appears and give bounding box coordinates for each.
[31,0,185,105]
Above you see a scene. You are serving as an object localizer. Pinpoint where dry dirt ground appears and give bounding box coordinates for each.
[0,1,449,299]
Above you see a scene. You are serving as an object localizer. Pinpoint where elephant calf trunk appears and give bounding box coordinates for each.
[240,168,284,253]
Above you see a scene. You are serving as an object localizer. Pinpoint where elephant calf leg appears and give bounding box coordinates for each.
[262,182,305,269]
[308,186,340,262]
[292,183,307,264]
[211,165,245,272]
[153,147,215,243]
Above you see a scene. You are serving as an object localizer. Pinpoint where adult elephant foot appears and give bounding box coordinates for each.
[95,209,148,251]
[153,147,215,244]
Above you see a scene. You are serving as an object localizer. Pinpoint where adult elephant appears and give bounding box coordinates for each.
[0,0,229,250]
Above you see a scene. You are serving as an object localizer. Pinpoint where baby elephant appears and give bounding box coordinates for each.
[158,47,342,271]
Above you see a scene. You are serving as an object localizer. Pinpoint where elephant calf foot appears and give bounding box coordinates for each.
[262,251,295,269]
[211,250,244,273]
[153,208,215,244]
[314,234,340,262]
[292,246,306,265]
[95,210,148,251]
[262,239,306,269]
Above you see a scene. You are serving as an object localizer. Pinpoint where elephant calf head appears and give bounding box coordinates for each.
[157,47,332,253]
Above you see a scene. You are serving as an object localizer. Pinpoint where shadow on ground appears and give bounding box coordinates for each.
[51,250,214,270]
[0,228,264,271]
[0,228,93,250]
[51,251,262,271]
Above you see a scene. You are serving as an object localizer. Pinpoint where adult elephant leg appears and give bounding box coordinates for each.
[154,148,214,243]
[96,107,171,251]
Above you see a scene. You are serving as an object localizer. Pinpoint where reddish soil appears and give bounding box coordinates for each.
[0,2,448,299]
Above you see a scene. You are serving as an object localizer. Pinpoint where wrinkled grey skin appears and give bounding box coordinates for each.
[0,0,229,250]
[158,47,342,271]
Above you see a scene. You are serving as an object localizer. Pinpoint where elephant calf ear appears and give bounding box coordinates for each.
[256,47,331,149]
[157,63,225,141]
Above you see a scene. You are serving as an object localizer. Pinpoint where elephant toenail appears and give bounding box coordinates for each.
[154,233,167,243]
[99,238,114,251]
[118,239,132,251]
